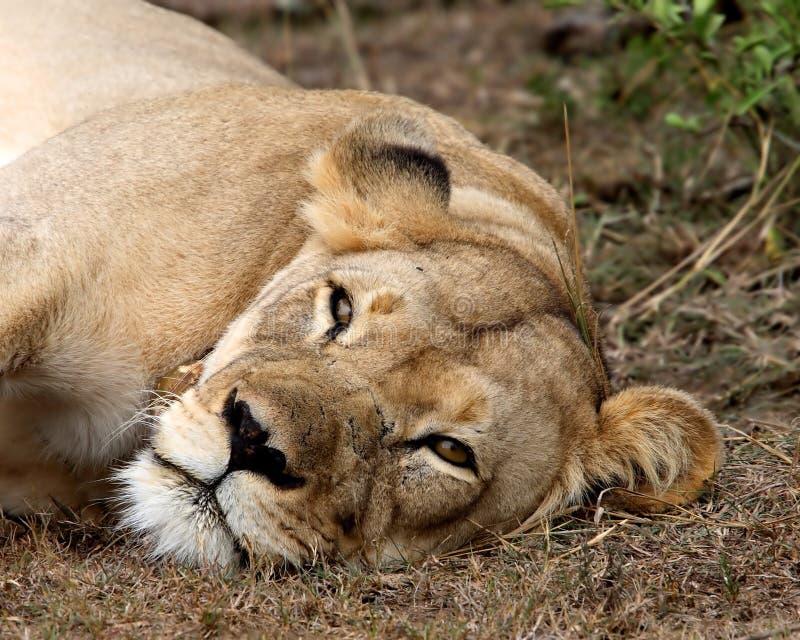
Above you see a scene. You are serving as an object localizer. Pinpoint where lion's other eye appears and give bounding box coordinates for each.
[327,287,352,339]
[333,292,352,325]
[428,436,472,467]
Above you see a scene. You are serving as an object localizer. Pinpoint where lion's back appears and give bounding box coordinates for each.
[0,0,293,168]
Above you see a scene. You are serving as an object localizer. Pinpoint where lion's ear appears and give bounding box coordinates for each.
[301,113,452,252]
[584,386,723,512]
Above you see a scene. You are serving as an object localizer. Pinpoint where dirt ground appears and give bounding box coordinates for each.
[2,1,798,638]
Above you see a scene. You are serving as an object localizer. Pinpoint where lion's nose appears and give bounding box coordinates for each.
[222,390,304,489]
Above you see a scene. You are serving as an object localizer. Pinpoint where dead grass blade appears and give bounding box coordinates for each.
[610,120,800,321]
[737,624,800,640]
[564,103,583,308]
[554,519,629,560]
[332,0,370,90]
[728,423,795,465]
[559,104,610,397]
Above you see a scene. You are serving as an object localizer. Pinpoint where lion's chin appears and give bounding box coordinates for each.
[116,450,241,568]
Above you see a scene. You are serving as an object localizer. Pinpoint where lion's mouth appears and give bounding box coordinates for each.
[147,451,272,568]
[115,448,242,566]
[150,452,229,519]
[118,443,325,568]
[120,373,348,567]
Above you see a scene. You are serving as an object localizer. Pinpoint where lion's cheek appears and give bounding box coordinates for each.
[373,462,484,539]
[215,472,337,565]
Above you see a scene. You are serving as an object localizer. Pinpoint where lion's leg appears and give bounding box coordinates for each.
[0,239,148,514]
[0,325,148,514]
[0,401,108,517]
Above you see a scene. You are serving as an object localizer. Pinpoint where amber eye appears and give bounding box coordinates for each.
[428,436,472,467]
[333,292,352,325]
[327,287,352,339]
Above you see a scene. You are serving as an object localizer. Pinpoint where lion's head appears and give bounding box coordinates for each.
[118,114,722,567]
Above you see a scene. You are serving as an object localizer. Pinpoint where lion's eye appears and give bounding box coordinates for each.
[327,287,352,339]
[333,291,352,325]
[428,436,472,467]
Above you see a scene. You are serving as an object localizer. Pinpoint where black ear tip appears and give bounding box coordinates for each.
[330,114,452,208]
[378,144,451,205]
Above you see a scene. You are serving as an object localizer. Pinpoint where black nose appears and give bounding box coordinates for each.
[222,390,304,489]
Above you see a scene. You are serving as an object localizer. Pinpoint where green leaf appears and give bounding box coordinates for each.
[543,0,583,8]
[753,45,774,76]
[573,192,590,207]
[665,112,702,132]
[703,269,727,286]
[772,42,792,61]
[778,75,800,126]
[761,0,777,17]
[693,0,714,18]
[701,13,725,44]
[764,226,785,262]
[649,0,682,28]
[734,31,774,54]
[735,83,776,115]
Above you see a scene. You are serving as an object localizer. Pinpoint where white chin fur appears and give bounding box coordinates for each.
[115,450,240,568]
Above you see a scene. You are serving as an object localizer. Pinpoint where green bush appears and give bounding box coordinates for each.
[609,0,799,154]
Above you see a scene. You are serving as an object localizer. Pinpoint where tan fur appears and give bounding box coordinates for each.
[0,0,292,168]
[0,0,722,566]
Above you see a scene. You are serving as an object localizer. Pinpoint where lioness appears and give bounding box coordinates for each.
[0,0,722,567]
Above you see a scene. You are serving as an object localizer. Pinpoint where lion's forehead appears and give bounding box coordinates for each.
[201,239,599,430]
[239,241,577,349]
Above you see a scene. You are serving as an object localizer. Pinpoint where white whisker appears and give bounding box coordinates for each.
[98,390,185,455]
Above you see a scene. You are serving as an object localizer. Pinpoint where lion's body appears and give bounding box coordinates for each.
[0,0,291,168]
[0,0,722,565]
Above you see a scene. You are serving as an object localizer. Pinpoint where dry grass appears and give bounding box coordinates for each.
[2,425,798,638]
[3,1,799,638]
